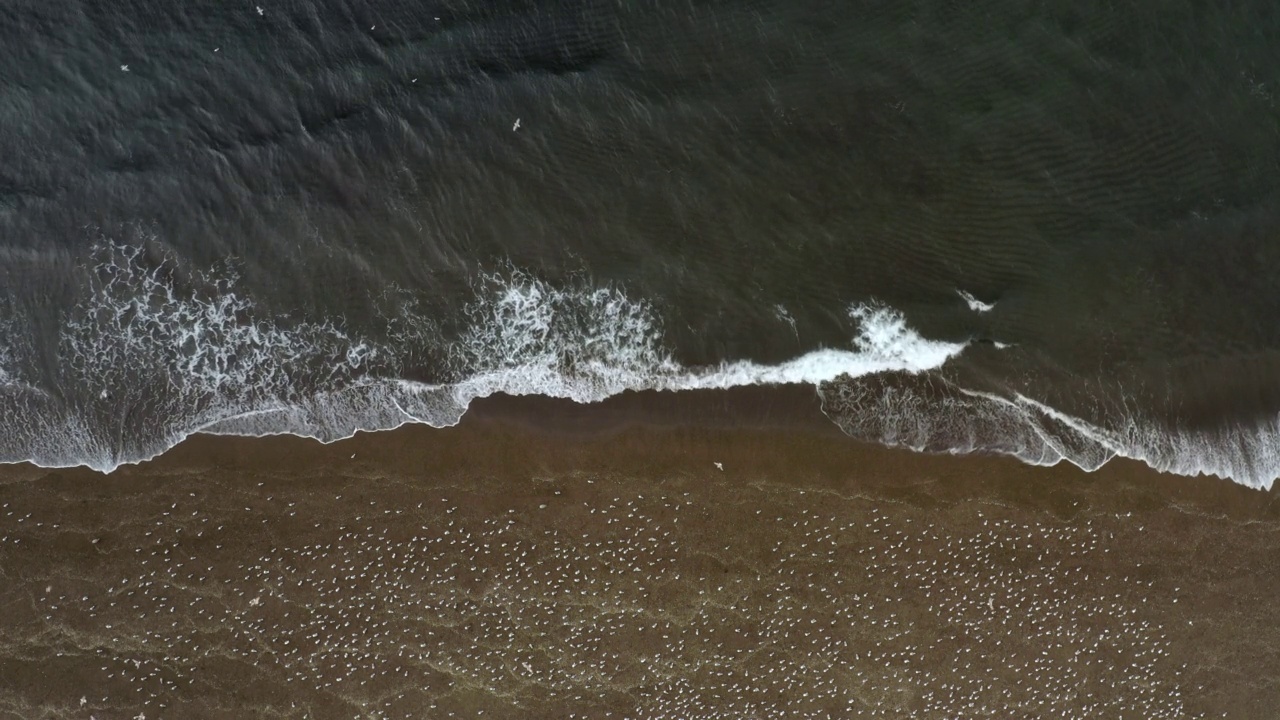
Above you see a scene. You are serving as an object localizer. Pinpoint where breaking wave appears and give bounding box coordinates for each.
[0,245,967,473]
[0,244,1277,490]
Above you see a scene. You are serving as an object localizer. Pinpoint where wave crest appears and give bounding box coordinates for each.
[3,245,1276,490]
[0,248,967,472]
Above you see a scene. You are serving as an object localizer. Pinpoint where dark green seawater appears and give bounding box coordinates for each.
[0,0,1278,485]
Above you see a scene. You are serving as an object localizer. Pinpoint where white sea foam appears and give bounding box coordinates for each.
[447,270,681,403]
[445,274,967,405]
[676,306,965,390]
[3,248,1279,490]
[0,312,44,395]
[774,304,798,337]
[0,256,969,472]
[0,313,18,387]
[0,244,394,471]
[818,376,1280,490]
[62,244,379,399]
[957,290,995,313]
[992,391,1280,490]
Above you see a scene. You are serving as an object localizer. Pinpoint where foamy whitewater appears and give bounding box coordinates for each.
[0,245,1277,490]
[957,290,996,314]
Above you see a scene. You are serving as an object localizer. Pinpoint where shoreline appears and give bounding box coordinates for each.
[143,386,1279,516]
[4,385,1276,507]
[1,386,1278,718]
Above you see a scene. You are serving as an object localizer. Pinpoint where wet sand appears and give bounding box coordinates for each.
[1,388,1278,720]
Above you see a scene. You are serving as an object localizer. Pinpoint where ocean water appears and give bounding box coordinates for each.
[1,0,1279,486]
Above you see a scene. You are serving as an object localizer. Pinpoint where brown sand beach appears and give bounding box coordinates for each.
[1,387,1278,719]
